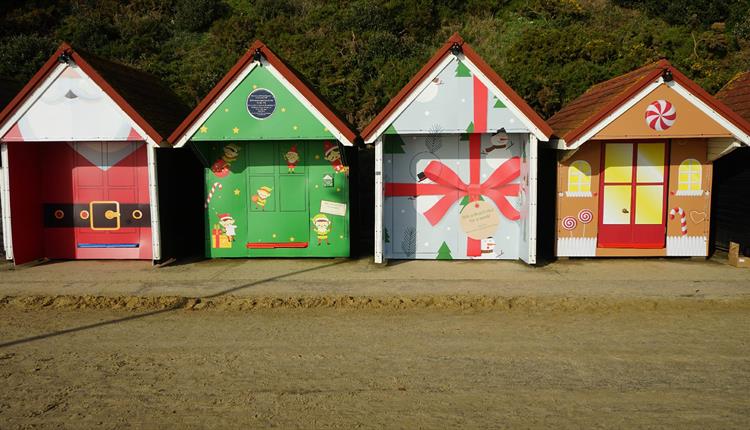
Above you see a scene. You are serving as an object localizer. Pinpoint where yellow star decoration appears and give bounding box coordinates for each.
[199,125,208,133]
[272,233,277,238]
[233,189,241,196]
[336,187,341,192]
[289,236,296,242]
[314,184,319,189]
[323,127,329,132]
[314,154,320,160]
[224,108,229,112]
[252,84,258,89]
[281,107,286,113]
[293,125,299,131]
[232,127,240,134]
[339,235,344,239]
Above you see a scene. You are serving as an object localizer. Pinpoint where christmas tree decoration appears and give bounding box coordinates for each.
[436,241,453,260]
[167,40,356,258]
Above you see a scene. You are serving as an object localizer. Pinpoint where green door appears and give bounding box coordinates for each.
[246,141,310,253]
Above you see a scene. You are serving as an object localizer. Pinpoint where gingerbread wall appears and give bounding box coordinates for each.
[665,138,711,256]
[556,139,712,257]
[556,143,601,256]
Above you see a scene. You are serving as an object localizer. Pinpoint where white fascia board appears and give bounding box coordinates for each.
[373,135,384,264]
[461,56,549,142]
[1,143,13,261]
[0,63,67,138]
[146,144,161,261]
[567,79,663,149]
[173,61,259,148]
[364,54,455,145]
[547,138,568,149]
[670,81,750,146]
[265,63,354,147]
[527,134,538,265]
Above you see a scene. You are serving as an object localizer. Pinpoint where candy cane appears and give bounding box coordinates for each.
[205,182,223,208]
[669,207,687,236]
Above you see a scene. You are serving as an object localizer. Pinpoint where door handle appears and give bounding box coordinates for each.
[622,208,629,214]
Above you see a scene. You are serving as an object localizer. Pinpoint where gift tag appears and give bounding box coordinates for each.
[459,200,500,239]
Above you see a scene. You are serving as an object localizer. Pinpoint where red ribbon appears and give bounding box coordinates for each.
[385,134,521,256]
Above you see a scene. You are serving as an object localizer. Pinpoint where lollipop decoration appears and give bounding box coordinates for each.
[562,216,577,236]
[645,100,676,131]
[578,208,593,236]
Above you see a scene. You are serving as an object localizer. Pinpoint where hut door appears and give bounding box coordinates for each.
[246,142,310,252]
[598,142,668,248]
[73,142,142,251]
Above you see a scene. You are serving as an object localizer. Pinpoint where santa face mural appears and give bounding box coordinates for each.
[3,66,143,143]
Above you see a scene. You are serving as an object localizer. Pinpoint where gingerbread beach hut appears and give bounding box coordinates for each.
[549,60,750,258]
[363,33,552,263]
[0,44,187,264]
[168,40,357,258]
[714,71,750,251]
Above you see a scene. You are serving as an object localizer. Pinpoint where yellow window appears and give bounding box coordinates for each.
[603,143,633,183]
[567,160,591,194]
[677,159,701,194]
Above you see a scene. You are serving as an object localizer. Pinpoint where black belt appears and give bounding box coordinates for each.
[44,202,151,229]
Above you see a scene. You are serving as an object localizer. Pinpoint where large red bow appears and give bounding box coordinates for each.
[420,157,520,226]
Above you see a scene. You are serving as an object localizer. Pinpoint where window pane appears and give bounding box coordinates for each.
[602,185,631,224]
[636,143,665,183]
[635,185,663,224]
[604,144,632,183]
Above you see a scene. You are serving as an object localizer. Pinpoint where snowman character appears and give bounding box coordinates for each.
[218,213,237,242]
[484,128,511,154]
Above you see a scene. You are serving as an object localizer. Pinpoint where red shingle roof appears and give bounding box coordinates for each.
[361,33,552,142]
[716,71,750,123]
[0,43,188,145]
[547,60,667,143]
[549,60,750,146]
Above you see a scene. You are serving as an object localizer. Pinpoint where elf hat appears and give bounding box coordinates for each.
[323,141,338,156]
[288,144,297,152]
[259,186,272,194]
[218,213,232,221]
[312,213,330,223]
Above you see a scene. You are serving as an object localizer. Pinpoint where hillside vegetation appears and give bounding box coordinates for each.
[1,0,749,128]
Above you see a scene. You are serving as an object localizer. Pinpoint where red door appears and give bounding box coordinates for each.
[597,142,668,248]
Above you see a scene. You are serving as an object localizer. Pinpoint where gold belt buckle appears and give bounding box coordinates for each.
[89,201,121,231]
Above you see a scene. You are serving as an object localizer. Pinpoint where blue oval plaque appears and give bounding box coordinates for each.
[246,88,276,119]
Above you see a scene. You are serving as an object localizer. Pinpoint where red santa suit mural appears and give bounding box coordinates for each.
[0,45,179,263]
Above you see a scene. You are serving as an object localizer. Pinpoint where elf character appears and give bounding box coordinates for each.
[322,141,348,174]
[211,143,241,178]
[312,213,332,246]
[218,213,237,242]
[251,186,272,210]
[283,145,300,173]
[222,143,240,164]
